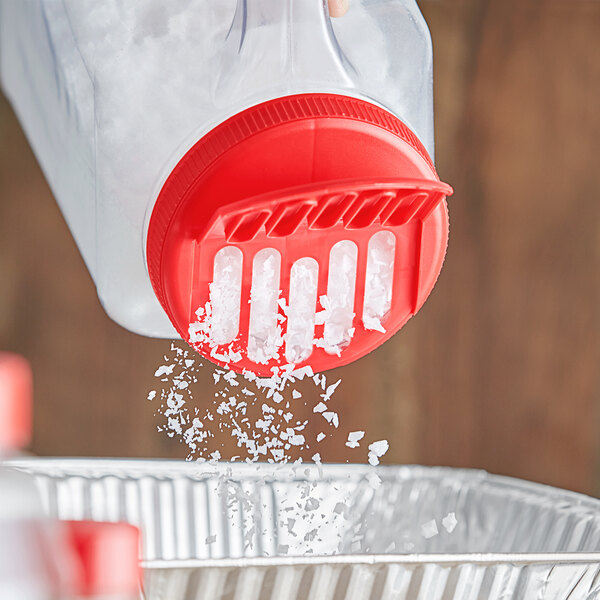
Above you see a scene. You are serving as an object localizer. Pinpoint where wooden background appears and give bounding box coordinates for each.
[0,0,598,495]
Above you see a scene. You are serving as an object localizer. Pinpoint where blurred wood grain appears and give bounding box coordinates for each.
[0,0,598,494]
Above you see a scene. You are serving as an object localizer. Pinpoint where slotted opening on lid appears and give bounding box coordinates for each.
[345,192,396,229]
[266,202,315,237]
[285,257,319,364]
[384,192,428,226]
[209,246,243,344]
[362,231,396,333]
[308,193,357,229]
[323,240,358,355]
[248,249,282,364]
[225,210,271,243]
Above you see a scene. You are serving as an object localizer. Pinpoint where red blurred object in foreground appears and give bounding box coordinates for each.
[0,352,33,452]
[63,520,141,598]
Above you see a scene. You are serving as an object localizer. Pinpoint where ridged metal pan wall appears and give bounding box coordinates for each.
[8,459,600,600]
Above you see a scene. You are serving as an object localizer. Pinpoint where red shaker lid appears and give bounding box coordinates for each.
[0,352,33,451]
[64,521,141,597]
[147,94,452,375]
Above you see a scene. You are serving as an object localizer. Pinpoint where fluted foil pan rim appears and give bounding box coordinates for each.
[7,457,600,566]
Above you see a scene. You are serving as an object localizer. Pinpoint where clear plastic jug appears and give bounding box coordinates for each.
[0,0,451,374]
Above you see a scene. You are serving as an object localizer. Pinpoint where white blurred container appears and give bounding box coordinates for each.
[0,0,441,345]
[7,458,600,600]
[0,353,58,599]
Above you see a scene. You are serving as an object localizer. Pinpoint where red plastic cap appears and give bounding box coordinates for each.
[147,94,452,375]
[0,352,33,451]
[64,521,141,597]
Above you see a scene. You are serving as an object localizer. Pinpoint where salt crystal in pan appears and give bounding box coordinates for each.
[421,519,438,539]
[442,512,458,533]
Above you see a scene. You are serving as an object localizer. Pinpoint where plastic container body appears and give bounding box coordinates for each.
[0,0,436,339]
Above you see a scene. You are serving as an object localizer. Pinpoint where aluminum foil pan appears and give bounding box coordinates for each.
[7,459,600,600]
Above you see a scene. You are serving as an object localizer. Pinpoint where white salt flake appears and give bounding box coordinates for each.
[305,498,320,511]
[442,512,458,533]
[322,379,341,401]
[366,472,382,489]
[289,434,305,446]
[154,364,175,377]
[346,430,365,448]
[421,520,439,539]
[316,432,326,442]
[322,411,339,428]
[363,315,386,333]
[368,439,389,465]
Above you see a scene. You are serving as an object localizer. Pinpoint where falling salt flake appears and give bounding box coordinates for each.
[316,432,326,442]
[292,390,302,399]
[313,402,327,414]
[205,535,217,545]
[154,364,175,377]
[365,471,382,489]
[291,365,314,380]
[322,411,339,428]
[367,439,389,465]
[442,512,458,533]
[271,449,285,461]
[321,379,341,401]
[333,502,347,515]
[223,370,239,386]
[273,391,284,404]
[311,453,321,464]
[421,520,439,539]
[147,390,156,401]
[363,315,386,333]
[305,498,320,511]
[289,433,305,446]
[241,388,255,396]
[346,430,365,448]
